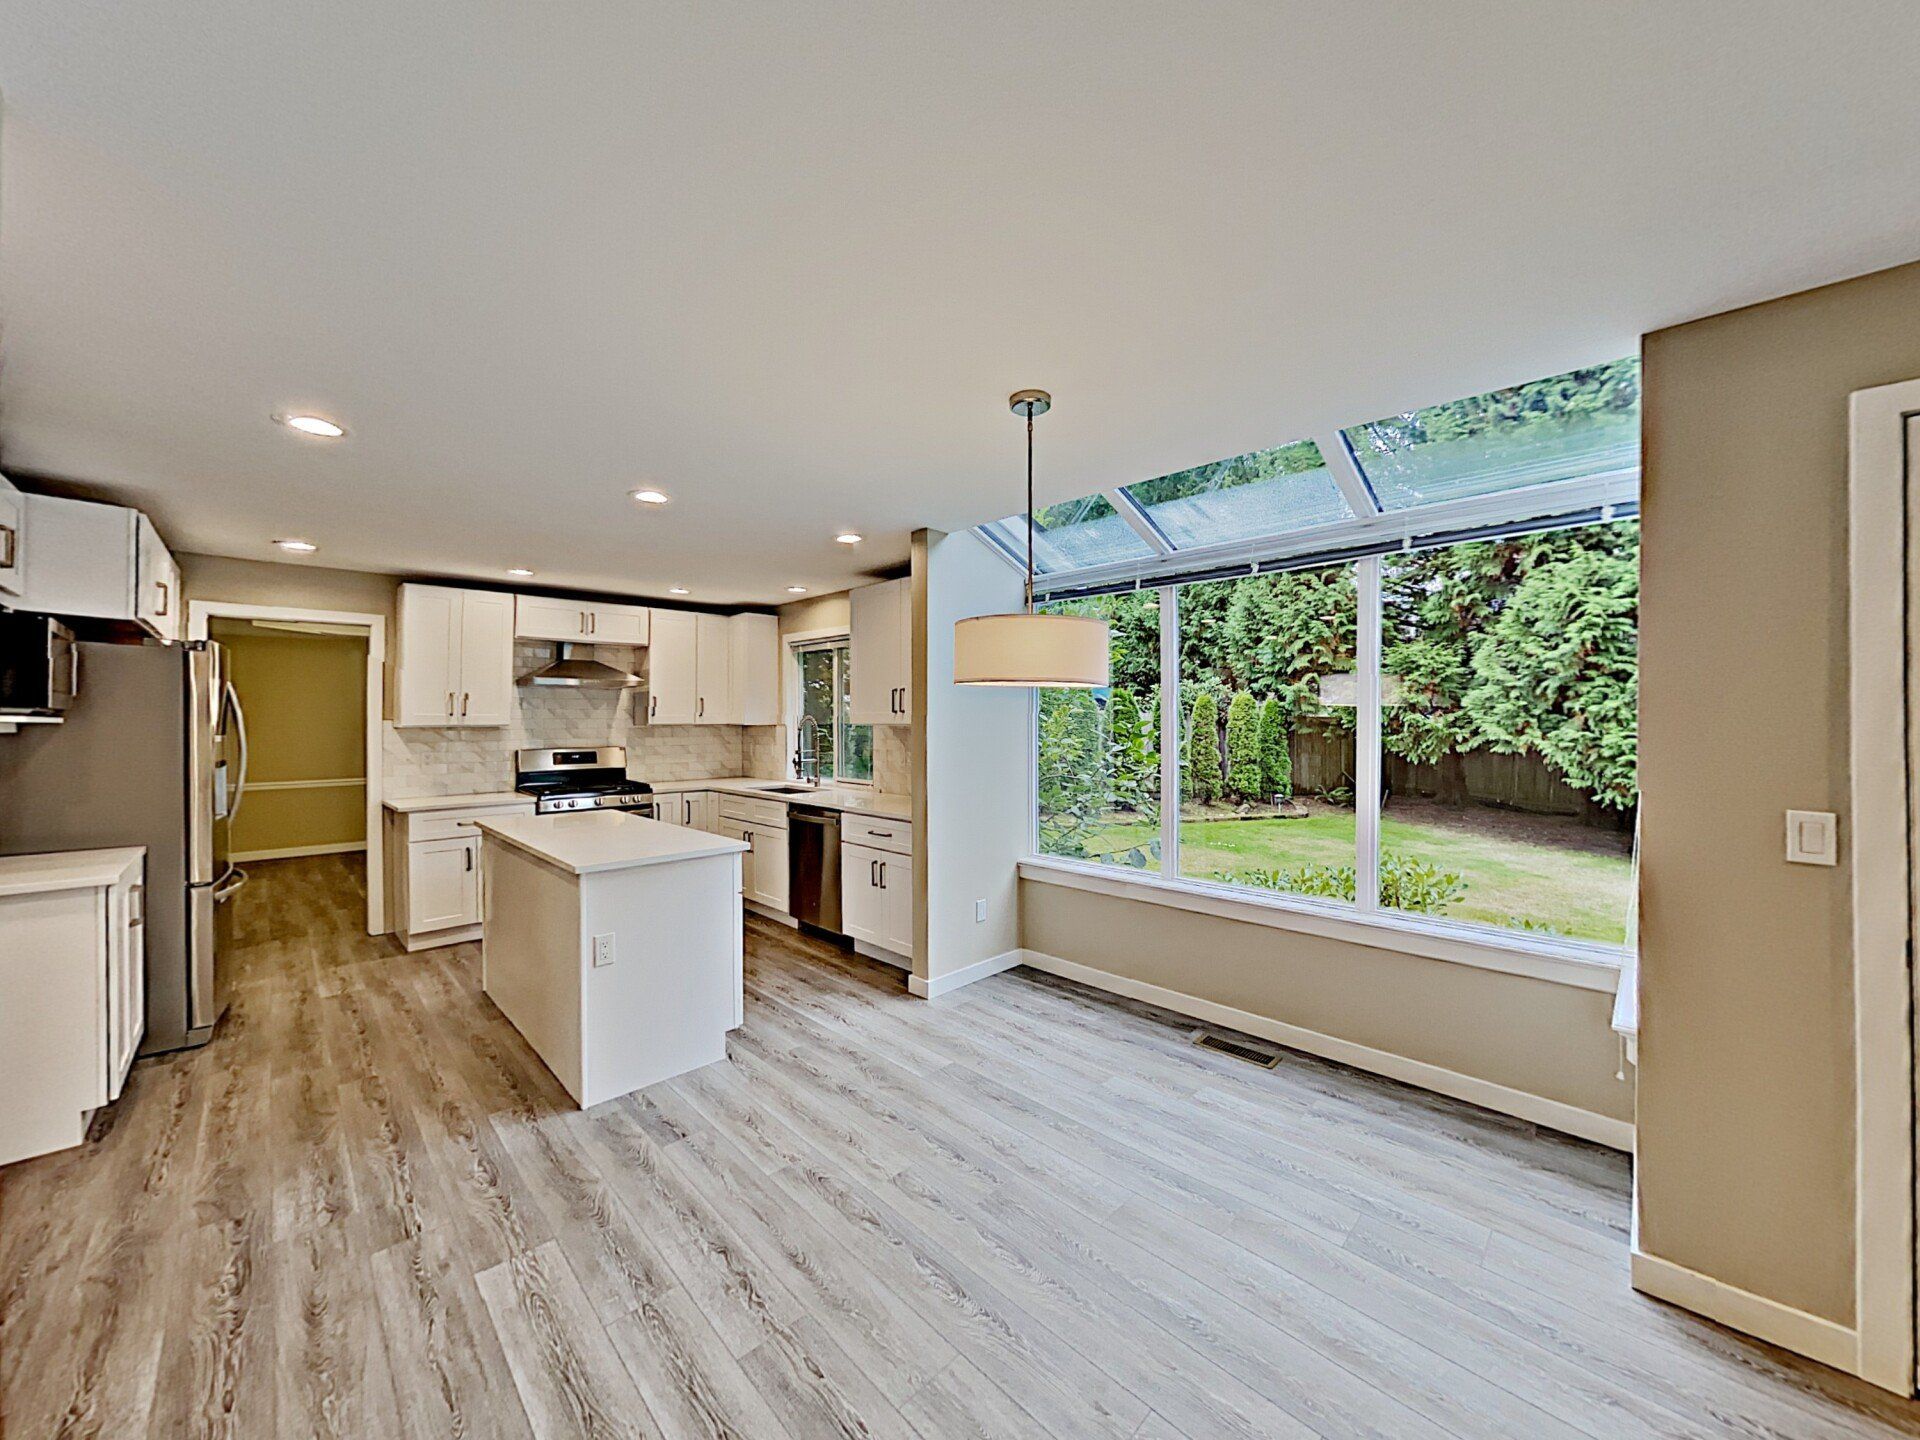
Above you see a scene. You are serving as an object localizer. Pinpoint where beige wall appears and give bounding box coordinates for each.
[1638,257,1920,1326]
[1022,881,1631,1119]
[212,622,369,856]
[178,552,399,623]
[913,530,1027,982]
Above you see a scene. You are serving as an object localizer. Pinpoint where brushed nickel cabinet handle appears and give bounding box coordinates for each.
[465,846,473,872]
[461,692,470,717]
[129,883,145,926]
[155,580,171,616]
[447,691,455,717]
[0,523,15,568]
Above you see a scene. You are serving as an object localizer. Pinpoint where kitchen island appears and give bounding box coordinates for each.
[471,810,747,1107]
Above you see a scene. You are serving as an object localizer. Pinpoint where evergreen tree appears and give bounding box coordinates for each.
[1107,687,1151,811]
[1186,692,1222,804]
[1225,691,1260,801]
[1257,695,1291,800]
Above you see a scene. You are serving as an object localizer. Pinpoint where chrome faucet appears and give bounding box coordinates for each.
[793,715,822,785]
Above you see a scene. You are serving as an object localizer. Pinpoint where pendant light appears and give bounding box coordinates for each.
[953,390,1111,687]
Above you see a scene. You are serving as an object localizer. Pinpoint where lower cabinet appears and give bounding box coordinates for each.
[843,841,913,959]
[410,836,480,932]
[0,848,146,1165]
[657,791,717,831]
[387,801,532,950]
[718,814,789,913]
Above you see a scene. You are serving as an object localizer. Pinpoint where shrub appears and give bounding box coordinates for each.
[1257,695,1291,800]
[1210,852,1466,916]
[1186,692,1222,804]
[1225,691,1260,801]
[1036,688,1106,856]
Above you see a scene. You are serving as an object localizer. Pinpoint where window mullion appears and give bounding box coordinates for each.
[1159,584,1181,876]
[1354,556,1383,911]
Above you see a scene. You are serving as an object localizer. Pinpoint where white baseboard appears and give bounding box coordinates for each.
[1631,1248,1860,1374]
[908,948,1025,1000]
[1018,948,1635,1151]
[230,841,366,863]
[745,902,799,928]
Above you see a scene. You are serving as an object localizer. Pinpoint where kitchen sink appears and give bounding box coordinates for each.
[750,783,819,794]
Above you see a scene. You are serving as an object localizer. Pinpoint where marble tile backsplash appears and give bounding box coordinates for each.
[384,642,763,796]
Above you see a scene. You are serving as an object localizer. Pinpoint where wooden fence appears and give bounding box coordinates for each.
[1286,723,1617,822]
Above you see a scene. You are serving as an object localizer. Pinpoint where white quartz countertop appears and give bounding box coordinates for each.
[646,777,913,820]
[0,846,145,897]
[472,811,748,876]
[383,790,534,814]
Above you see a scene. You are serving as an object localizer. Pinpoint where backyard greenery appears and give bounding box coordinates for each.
[1034,358,1640,942]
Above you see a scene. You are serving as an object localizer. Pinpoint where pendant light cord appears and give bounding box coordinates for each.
[1025,402,1036,614]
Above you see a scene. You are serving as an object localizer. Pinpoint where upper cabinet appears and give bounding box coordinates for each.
[642,609,777,725]
[15,495,181,643]
[849,578,911,725]
[728,613,779,726]
[0,472,24,599]
[514,595,649,646]
[395,584,514,727]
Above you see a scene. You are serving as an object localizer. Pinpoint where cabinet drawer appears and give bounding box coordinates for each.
[406,803,532,842]
[843,815,912,855]
[717,795,788,829]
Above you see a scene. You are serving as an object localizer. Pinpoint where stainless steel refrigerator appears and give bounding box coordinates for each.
[0,638,247,1052]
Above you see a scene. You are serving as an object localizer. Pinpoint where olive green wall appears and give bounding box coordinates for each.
[212,622,369,857]
[1638,256,1920,1326]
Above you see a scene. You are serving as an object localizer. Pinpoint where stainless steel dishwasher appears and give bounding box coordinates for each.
[788,806,843,936]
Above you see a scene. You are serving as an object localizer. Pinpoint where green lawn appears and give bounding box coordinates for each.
[1076,805,1632,944]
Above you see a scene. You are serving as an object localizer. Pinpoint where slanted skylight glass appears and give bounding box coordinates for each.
[979,493,1154,574]
[1120,439,1351,548]
[1341,358,1639,512]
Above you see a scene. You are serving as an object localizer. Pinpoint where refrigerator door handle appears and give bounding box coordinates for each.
[212,865,249,903]
[224,682,250,821]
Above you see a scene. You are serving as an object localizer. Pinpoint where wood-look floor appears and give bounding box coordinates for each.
[5,854,1919,1439]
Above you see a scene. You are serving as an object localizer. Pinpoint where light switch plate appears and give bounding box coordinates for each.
[1785,810,1838,866]
[592,932,616,966]
[974,899,988,923]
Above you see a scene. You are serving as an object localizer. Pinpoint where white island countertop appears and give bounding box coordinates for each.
[472,810,747,876]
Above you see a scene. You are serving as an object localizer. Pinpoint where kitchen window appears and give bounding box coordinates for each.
[794,640,873,784]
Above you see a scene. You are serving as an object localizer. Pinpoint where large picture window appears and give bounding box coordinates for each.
[1014,357,1641,958]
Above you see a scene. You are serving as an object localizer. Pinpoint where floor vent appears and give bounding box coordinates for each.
[1191,1030,1282,1069]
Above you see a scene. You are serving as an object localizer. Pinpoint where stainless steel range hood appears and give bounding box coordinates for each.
[516,642,643,690]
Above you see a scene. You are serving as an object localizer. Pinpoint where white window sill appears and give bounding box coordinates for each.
[1017,855,1628,994]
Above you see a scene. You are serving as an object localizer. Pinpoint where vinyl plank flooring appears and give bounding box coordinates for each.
[5,854,1920,1440]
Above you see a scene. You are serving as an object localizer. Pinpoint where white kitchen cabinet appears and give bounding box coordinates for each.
[16,495,181,642]
[395,584,515,727]
[717,811,789,913]
[646,610,699,724]
[0,848,146,1166]
[695,614,732,723]
[843,842,913,961]
[729,613,780,725]
[0,470,26,598]
[410,836,480,931]
[850,577,911,725]
[515,595,650,646]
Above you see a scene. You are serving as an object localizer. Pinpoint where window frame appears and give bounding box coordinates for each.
[1023,526,1637,979]
[786,629,874,788]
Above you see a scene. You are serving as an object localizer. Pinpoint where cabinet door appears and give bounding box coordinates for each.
[849,579,906,725]
[515,595,590,642]
[411,837,480,931]
[0,472,24,598]
[841,842,886,947]
[728,613,780,725]
[695,614,732,723]
[749,827,789,911]
[133,513,181,643]
[590,604,650,646]
[108,875,146,1099]
[647,610,699,724]
[717,818,754,900]
[397,585,460,726]
[457,591,516,726]
[878,853,914,957]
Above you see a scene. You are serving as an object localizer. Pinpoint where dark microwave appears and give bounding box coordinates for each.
[0,613,78,716]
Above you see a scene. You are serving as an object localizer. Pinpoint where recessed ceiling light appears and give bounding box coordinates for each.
[835,532,862,545]
[786,585,809,594]
[506,567,535,578]
[275,538,319,553]
[275,413,345,438]
[668,586,690,595]
[630,488,671,505]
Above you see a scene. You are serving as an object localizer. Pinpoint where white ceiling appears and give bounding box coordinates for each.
[2,3,1917,606]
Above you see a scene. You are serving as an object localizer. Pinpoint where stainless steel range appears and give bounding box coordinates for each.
[514,746,656,816]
